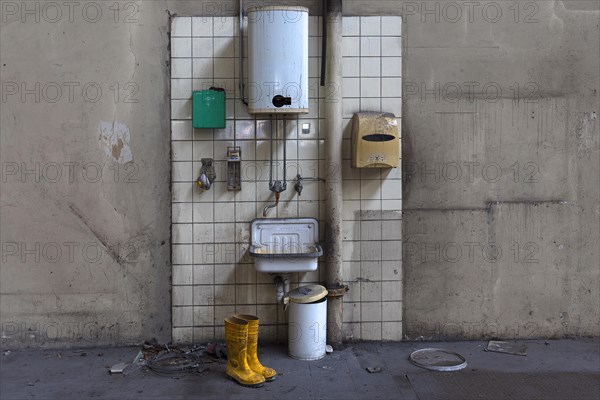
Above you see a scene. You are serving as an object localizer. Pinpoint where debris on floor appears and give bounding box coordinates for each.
[206,342,227,359]
[326,345,333,354]
[109,362,128,374]
[366,366,382,373]
[146,352,203,375]
[108,340,226,377]
[409,348,468,372]
[485,341,528,356]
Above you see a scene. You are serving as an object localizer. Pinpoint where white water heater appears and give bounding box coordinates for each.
[247,6,309,114]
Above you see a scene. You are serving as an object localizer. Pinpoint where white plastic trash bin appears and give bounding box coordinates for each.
[288,284,328,361]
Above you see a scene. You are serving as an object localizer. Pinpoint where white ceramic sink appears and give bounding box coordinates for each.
[249,218,323,273]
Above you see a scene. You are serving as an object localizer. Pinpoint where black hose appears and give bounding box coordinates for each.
[320,0,328,87]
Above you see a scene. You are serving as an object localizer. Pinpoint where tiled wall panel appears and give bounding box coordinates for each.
[171,15,402,343]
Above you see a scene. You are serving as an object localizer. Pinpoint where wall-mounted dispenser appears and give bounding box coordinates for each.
[227,146,242,191]
[193,87,226,129]
[351,112,400,168]
[247,6,309,114]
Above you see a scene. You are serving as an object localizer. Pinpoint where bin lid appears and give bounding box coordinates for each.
[288,284,328,304]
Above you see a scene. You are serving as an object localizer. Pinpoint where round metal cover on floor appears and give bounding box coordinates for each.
[409,348,467,372]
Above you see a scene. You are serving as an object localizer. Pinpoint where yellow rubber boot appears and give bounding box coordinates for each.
[234,314,277,382]
[224,317,265,388]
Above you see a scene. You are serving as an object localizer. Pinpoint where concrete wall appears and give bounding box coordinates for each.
[1,0,597,348]
[0,1,173,348]
[397,1,599,339]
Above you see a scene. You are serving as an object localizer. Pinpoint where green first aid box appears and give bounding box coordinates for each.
[192,88,226,129]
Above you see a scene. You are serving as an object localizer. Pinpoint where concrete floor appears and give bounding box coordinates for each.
[1,339,599,400]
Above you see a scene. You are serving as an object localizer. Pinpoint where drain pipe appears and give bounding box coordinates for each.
[323,0,345,348]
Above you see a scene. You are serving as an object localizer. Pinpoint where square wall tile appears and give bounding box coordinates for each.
[171,99,192,120]
[382,240,402,261]
[343,261,361,281]
[382,261,402,281]
[173,306,193,327]
[194,285,215,305]
[360,98,381,112]
[343,303,361,323]
[343,78,360,98]
[362,322,383,340]
[343,37,360,57]
[343,98,360,118]
[343,57,360,77]
[361,241,382,261]
[173,264,193,285]
[173,327,193,343]
[171,79,192,99]
[172,244,193,265]
[343,17,360,36]
[214,202,235,222]
[382,37,402,56]
[172,120,192,141]
[361,303,382,322]
[361,37,380,56]
[382,322,402,341]
[342,322,360,341]
[236,285,257,305]
[382,98,402,117]
[172,38,191,58]
[215,285,236,305]
[172,17,191,37]
[361,57,381,77]
[382,179,402,200]
[193,58,214,78]
[172,59,192,78]
[361,78,381,98]
[308,16,322,37]
[173,286,193,306]
[193,37,213,57]
[361,281,382,302]
[214,37,235,57]
[381,16,402,36]
[214,17,235,36]
[193,264,214,284]
[192,17,213,37]
[215,265,235,285]
[343,180,361,201]
[382,57,402,77]
[382,302,402,321]
[171,161,194,182]
[382,220,402,240]
[171,224,192,244]
[360,17,381,36]
[382,78,402,98]
[194,306,215,325]
[382,281,402,302]
[343,240,360,262]
[172,203,192,223]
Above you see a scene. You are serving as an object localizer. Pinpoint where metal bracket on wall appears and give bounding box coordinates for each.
[227,146,242,191]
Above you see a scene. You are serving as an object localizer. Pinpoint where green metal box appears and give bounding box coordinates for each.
[192,89,226,129]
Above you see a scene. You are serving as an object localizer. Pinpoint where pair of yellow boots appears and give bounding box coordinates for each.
[224,314,277,388]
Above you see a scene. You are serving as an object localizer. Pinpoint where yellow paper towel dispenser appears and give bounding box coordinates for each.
[351,112,400,168]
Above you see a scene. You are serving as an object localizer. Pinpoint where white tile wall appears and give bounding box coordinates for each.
[171,15,402,343]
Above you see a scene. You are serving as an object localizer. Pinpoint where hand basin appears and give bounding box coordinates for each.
[249,218,323,273]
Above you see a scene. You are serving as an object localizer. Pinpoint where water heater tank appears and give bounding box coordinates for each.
[247,6,309,114]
